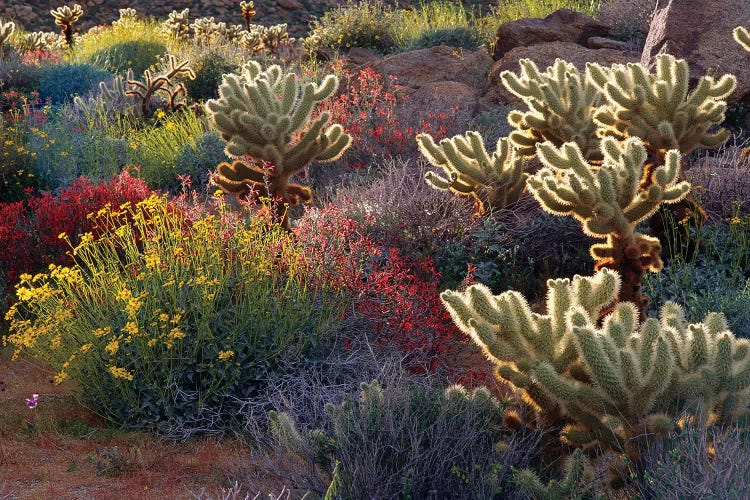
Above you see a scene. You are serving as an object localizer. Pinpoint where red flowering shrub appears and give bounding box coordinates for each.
[0,170,153,298]
[316,64,452,168]
[294,204,492,385]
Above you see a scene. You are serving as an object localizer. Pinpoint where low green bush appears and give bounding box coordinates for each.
[172,130,229,192]
[86,39,167,76]
[305,0,397,54]
[400,26,483,51]
[5,196,343,433]
[37,63,112,105]
[181,51,237,102]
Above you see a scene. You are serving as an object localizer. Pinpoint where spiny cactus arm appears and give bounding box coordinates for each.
[514,449,595,499]
[500,59,602,159]
[591,55,736,161]
[735,26,750,51]
[51,4,83,26]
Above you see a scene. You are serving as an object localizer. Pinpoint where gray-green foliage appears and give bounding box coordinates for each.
[87,40,167,76]
[270,381,538,499]
[173,130,229,192]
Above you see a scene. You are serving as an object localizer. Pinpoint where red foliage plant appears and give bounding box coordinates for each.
[315,63,452,168]
[0,170,153,296]
[294,204,492,386]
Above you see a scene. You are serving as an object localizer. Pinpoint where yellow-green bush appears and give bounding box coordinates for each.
[4,196,343,433]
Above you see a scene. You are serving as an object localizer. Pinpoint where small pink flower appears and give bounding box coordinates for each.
[25,394,39,409]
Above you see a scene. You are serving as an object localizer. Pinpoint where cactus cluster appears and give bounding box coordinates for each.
[528,136,690,317]
[125,55,196,117]
[163,8,191,40]
[206,61,351,230]
[50,3,83,47]
[442,268,750,463]
[417,132,526,215]
[112,8,138,27]
[500,59,604,161]
[240,1,256,30]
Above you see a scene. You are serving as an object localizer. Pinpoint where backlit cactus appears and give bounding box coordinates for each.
[587,54,736,181]
[125,55,195,117]
[735,26,750,51]
[240,1,256,30]
[442,268,750,461]
[500,59,604,161]
[163,8,191,41]
[0,20,15,60]
[50,3,83,47]
[417,132,527,215]
[206,61,351,230]
[527,136,690,317]
[514,449,595,499]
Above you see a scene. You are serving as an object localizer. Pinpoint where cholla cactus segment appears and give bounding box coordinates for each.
[735,26,750,51]
[500,58,604,161]
[588,54,736,164]
[514,449,595,499]
[240,1,256,30]
[206,62,351,229]
[50,3,83,46]
[443,267,750,457]
[417,131,527,214]
[163,8,190,40]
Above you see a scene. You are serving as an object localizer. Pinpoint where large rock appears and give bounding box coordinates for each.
[481,42,640,108]
[397,81,479,136]
[641,0,750,103]
[492,9,610,61]
[366,45,492,90]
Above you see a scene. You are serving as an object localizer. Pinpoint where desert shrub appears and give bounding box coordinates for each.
[436,201,594,300]
[305,0,397,54]
[129,108,211,191]
[172,130,228,193]
[72,18,173,68]
[37,63,112,105]
[181,51,237,102]
[596,0,653,49]
[400,26,484,51]
[270,380,540,499]
[469,105,515,147]
[5,196,343,432]
[632,421,750,498]
[86,39,167,75]
[0,171,152,330]
[0,113,45,203]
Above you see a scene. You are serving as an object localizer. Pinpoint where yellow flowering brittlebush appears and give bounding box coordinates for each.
[4,195,342,430]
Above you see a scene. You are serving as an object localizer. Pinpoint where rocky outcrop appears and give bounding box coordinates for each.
[641,0,750,103]
[492,9,610,61]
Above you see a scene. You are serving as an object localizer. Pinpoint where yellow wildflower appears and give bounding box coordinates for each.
[218,350,235,361]
[108,366,134,381]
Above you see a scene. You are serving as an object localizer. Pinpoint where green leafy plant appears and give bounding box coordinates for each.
[305,0,397,54]
[4,196,342,433]
[206,61,351,230]
[38,63,112,105]
[86,40,167,76]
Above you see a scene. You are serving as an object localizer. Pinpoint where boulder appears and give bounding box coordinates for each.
[397,81,479,136]
[366,45,492,90]
[492,9,610,61]
[641,0,750,103]
[481,42,640,108]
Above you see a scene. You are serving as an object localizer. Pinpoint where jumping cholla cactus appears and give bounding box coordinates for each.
[240,1,256,30]
[0,20,15,60]
[500,59,604,161]
[527,136,690,317]
[513,449,595,499]
[587,53,736,186]
[190,17,221,46]
[441,268,750,464]
[735,26,750,51]
[260,23,292,55]
[206,61,351,230]
[163,8,191,41]
[125,55,195,117]
[417,132,527,215]
[50,3,83,47]
[240,28,264,54]
[113,8,138,27]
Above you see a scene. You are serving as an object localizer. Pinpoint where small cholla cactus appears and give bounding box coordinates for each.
[125,55,195,117]
[113,8,138,26]
[206,61,351,230]
[260,24,291,55]
[0,20,15,60]
[50,3,83,47]
[163,8,190,41]
[735,26,750,51]
[190,16,221,46]
[240,1,256,30]
[417,131,527,215]
[240,27,264,54]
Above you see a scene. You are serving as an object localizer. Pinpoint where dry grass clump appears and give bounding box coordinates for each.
[687,138,750,220]
[596,0,656,49]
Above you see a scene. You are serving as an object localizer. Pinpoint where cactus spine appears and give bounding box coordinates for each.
[442,268,750,463]
[527,136,690,317]
[500,59,604,161]
[50,3,83,47]
[206,61,351,230]
[417,132,527,215]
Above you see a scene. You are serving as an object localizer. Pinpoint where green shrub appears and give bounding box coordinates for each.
[5,196,342,432]
[37,63,112,105]
[271,380,539,499]
[306,0,397,54]
[400,26,483,51]
[172,130,229,192]
[86,40,167,75]
[181,51,237,102]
